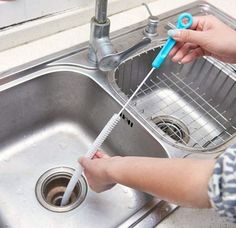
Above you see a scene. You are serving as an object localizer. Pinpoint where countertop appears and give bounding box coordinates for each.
[0,0,236,227]
[2,0,236,74]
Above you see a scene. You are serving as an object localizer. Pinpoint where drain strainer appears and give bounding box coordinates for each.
[35,167,87,212]
[152,116,190,144]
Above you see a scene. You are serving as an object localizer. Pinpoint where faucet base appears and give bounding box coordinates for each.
[88,17,115,65]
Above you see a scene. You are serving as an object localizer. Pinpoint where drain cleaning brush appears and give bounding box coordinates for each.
[60,68,155,206]
[61,12,193,207]
[60,113,121,206]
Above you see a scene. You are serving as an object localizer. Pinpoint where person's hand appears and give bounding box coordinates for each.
[168,15,236,64]
[79,151,117,193]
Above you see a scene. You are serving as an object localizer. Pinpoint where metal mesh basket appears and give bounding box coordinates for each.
[109,48,236,152]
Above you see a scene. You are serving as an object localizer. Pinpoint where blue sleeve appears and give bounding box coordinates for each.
[208,144,236,223]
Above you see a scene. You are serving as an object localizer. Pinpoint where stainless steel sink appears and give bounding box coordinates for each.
[0,67,171,228]
[1,1,236,228]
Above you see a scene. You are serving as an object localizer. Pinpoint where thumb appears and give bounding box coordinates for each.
[79,157,91,169]
[168,29,204,46]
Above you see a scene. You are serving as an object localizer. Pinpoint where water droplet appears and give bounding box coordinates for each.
[59,143,67,149]
[16,187,23,195]
[2,158,9,163]
[123,188,129,194]
[31,143,37,149]
[128,192,134,199]
[128,204,135,209]
[22,198,27,204]
[165,206,170,212]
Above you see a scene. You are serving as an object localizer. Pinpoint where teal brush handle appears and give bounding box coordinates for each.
[152,13,193,69]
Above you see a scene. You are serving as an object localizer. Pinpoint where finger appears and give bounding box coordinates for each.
[92,152,101,159]
[189,16,204,30]
[188,15,213,31]
[79,157,91,169]
[171,43,198,62]
[83,169,89,179]
[94,151,104,158]
[92,151,106,159]
[180,47,204,63]
[168,27,208,48]
[96,151,110,159]
[93,154,100,159]
[169,42,184,57]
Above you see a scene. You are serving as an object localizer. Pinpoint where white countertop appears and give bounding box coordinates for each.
[0,0,236,227]
[0,0,236,75]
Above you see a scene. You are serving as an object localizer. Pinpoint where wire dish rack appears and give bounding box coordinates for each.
[109,48,236,152]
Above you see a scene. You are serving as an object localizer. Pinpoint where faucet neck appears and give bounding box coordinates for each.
[88,0,112,64]
[95,0,108,24]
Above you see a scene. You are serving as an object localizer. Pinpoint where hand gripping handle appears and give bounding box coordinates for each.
[152,13,193,69]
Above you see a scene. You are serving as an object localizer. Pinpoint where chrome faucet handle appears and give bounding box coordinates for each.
[142,3,159,37]
[99,37,151,71]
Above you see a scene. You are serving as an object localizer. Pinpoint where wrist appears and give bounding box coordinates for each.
[105,156,124,184]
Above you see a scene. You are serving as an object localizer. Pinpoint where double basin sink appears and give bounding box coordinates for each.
[1,1,236,227]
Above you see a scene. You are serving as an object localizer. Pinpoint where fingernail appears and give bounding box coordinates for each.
[168,29,179,37]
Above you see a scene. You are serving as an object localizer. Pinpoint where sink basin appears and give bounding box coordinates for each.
[109,50,236,153]
[107,0,236,153]
[0,68,170,228]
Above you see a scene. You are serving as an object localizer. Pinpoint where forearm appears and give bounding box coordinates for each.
[107,157,215,208]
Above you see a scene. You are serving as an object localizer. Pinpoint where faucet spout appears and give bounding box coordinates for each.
[88,0,152,71]
[95,0,108,23]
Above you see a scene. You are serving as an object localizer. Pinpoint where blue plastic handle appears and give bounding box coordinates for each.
[152,13,193,69]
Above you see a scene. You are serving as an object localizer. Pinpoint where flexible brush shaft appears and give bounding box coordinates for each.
[61,67,155,207]
[60,113,121,206]
[60,165,83,206]
[61,68,155,207]
[118,68,155,115]
[86,113,121,159]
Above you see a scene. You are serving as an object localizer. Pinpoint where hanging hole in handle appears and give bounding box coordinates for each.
[182,18,189,25]
[177,13,193,29]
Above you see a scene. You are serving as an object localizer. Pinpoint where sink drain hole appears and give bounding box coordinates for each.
[36,167,87,212]
[152,116,190,144]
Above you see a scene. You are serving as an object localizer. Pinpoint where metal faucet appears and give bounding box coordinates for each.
[88,0,151,71]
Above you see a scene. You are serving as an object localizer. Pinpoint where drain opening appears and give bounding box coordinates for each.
[152,116,190,144]
[36,167,87,212]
